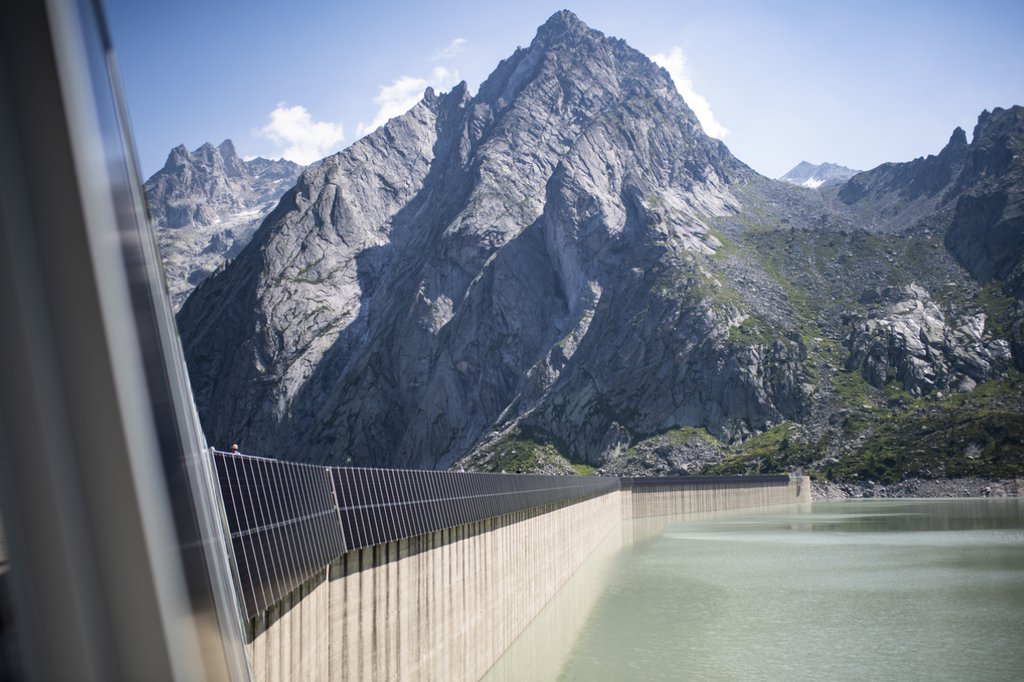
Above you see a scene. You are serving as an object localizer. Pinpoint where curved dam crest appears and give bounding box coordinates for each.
[213,449,808,681]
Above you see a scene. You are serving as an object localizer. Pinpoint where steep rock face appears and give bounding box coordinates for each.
[943,107,1024,298]
[145,140,301,308]
[843,284,1010,395]
[179,11,812,468]
[179,95,445,451]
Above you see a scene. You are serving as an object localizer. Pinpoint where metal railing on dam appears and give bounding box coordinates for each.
[212,450,619,618]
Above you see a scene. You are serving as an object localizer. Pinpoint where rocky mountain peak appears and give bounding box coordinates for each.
[475,9,701,136]
[193,141,221,165]
[218,138,238,159]
[780,161,860,188]
[837,123,970,209]
[969,106,1024,142]
[948,126,968,148]
[163,143,191,171]
[145,141,302,308]
[536,9,590,39]
[937,125,969,162]
[177,11,757,469]
[168,12,1023,485]
[958,106,1024,182]
[217,139,245,176]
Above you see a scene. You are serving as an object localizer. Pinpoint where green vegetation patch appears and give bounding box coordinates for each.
[827,372,1024,483]
[624,426,718,459]
[705,423,820,476]
[726,314,780,347]
[474,429,597,474]
[975,281,1017,338]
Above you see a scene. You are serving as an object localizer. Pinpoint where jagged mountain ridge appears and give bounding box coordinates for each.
[176,11,1024,482]
[145,140,302,308]
[180,10,793,468]
[779,161,859,188]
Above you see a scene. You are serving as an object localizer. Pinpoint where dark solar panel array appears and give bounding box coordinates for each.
[211,450,786,619]
[212,451,619,618]
[212,451,344,618]
[330,468,619,552]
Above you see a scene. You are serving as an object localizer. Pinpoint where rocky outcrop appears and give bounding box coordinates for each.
[944,107,1024,299]
[843,284,1010,395]
[599,430,726,477]
[145,140,301,308]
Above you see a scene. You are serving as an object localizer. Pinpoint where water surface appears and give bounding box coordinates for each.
[489,499,1024,681]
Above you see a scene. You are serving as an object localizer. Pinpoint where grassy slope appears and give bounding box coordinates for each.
[702,201,1024,483]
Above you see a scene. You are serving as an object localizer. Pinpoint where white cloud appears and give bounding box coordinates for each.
[255,103,345,165]
[432,38,467,61]
[651,47,729,139]
[356,66,459,137]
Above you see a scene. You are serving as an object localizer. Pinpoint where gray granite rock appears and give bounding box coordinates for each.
[178,11,814,467]
[843,284,1010,395]
[145,139,302,308]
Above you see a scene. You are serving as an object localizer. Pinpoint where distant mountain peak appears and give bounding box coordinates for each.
[144,141,302,308]
[936,126,969,162]
[779,161,860,188]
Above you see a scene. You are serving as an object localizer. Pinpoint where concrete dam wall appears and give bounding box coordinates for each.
[212,451,809,681]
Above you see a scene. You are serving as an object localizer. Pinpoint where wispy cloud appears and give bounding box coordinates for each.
[255,103,345,164]
[651,47,729,139]
[432,37,467,61]
[356,66,459,137]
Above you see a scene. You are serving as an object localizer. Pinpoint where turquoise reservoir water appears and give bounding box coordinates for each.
[487,499,1024,681]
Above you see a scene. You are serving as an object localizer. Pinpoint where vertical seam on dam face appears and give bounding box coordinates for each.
[212,453,810,681]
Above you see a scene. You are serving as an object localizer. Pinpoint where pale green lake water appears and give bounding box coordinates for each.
[486,498,1024,682]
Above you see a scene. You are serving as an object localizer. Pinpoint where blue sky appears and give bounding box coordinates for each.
[104,0,1024,180]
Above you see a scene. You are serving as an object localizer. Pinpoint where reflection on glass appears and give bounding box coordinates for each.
[0,516,22,679]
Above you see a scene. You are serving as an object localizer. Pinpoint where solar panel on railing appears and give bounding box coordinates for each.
[213,449,633,618]
[212,451,345,618]
[327,468,619,552]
